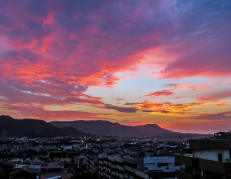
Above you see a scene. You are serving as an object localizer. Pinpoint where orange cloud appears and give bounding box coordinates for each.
[136,100,228,117]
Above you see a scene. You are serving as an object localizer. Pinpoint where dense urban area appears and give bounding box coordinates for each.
[1,126,231,179]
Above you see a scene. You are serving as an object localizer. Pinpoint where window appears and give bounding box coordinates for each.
[218,153,222,162]
[158,163,168,167]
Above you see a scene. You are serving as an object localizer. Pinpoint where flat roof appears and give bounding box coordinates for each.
[189,139,231,150]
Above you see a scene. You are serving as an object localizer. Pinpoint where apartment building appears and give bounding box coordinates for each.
[87,147,108,174]
[175,139,231,179]
[98,147,182,179]
[77,156,87,169]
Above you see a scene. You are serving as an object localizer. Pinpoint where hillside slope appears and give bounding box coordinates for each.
[0,115,88,138]
[50,120,173,136]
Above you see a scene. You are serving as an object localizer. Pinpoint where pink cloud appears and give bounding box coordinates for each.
[145,89,175,97]
[192,111,231,120]
[197,90,231,101]
[165,83,210,91]
[160,30,231,79]
[2,104,104,122]
[116,97,124,101]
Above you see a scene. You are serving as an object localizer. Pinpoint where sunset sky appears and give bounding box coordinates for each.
[0,0,231,134]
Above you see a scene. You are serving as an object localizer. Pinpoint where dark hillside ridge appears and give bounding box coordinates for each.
[0,115,88,138]
[50,120,174,136]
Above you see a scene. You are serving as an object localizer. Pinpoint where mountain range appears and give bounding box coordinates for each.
[0,115,174,137]
[0,115,88,138]
[50,120,174,136]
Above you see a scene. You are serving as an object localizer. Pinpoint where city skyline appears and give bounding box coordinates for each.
[0,0,231,134]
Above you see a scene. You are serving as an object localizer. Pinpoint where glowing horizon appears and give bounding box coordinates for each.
[0,0,231,134]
